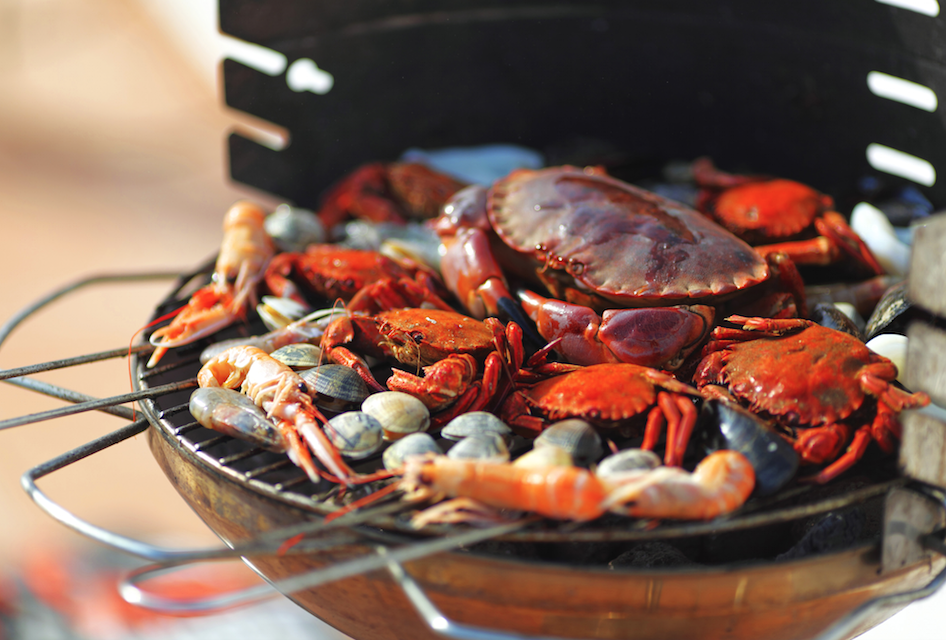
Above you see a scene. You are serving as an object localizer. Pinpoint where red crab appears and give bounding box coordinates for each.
[318,161,468,227]
[499,362,703,467]
[691,157,884,276]
[264,244,452,313]
[320,308,524,423]
[693,315,930,483]
[432,165,808,371]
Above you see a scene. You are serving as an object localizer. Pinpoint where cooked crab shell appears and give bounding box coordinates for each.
[325,411,384,460]
[361,391,431,441]
[298,364,370,412]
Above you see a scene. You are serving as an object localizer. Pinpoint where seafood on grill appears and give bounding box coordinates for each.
[317,161,468,227]
[500,362,702,467]
[693,315,930,483]
[197,345,357,484]
[398,449,755,526]
[432,166,808,371]
[691,157,884,276]
[320,308,524,423]
[149,201,275,366]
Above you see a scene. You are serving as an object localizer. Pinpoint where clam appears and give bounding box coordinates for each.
[513,445,573,468]
[441,411,512,444]
[446,433,509,462]
[265,203,326,252]
[298,364,370,412]
[258,295,311,331]
[188,387,285,451]
[361,391,430,441]
[865,334,908,380]
[270,343,323,370]
[595,448,661,478]
[533,419,603,468]
[695,398,798,497]
[382,432,442,471]
[325,411,384,460]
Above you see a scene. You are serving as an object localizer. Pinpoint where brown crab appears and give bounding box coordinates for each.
[432,166,807,371]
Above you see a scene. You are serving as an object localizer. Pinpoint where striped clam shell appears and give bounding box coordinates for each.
[299,364,370,411]
[361,391,431,441]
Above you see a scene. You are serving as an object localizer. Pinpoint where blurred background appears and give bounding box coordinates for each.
[0,0,942,638]
[0,0,341,637]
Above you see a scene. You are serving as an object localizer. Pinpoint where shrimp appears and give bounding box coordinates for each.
[399,450,755,525]
[602,449,756,520]
[148,201,276,367]
[197,345,356,484]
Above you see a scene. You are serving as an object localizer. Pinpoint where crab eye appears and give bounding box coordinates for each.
[409,331,425,343]
[298,382,309,394]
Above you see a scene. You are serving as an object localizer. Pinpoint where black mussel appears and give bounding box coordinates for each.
[809,303,865,341]
[863,280,931,340]
[696,398,798,497]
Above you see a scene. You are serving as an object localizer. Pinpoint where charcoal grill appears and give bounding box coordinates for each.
[6,1,946,639]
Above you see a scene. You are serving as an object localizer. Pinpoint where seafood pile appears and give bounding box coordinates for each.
[147,153,934,534]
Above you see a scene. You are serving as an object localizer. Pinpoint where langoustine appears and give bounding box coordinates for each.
[398,449,755,526]
[149,201,275,366]
[197,345,356,484]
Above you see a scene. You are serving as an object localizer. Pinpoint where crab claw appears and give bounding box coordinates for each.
[517,290,715,371]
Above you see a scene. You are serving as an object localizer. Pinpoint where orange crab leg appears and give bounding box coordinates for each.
[800,425,871,485]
